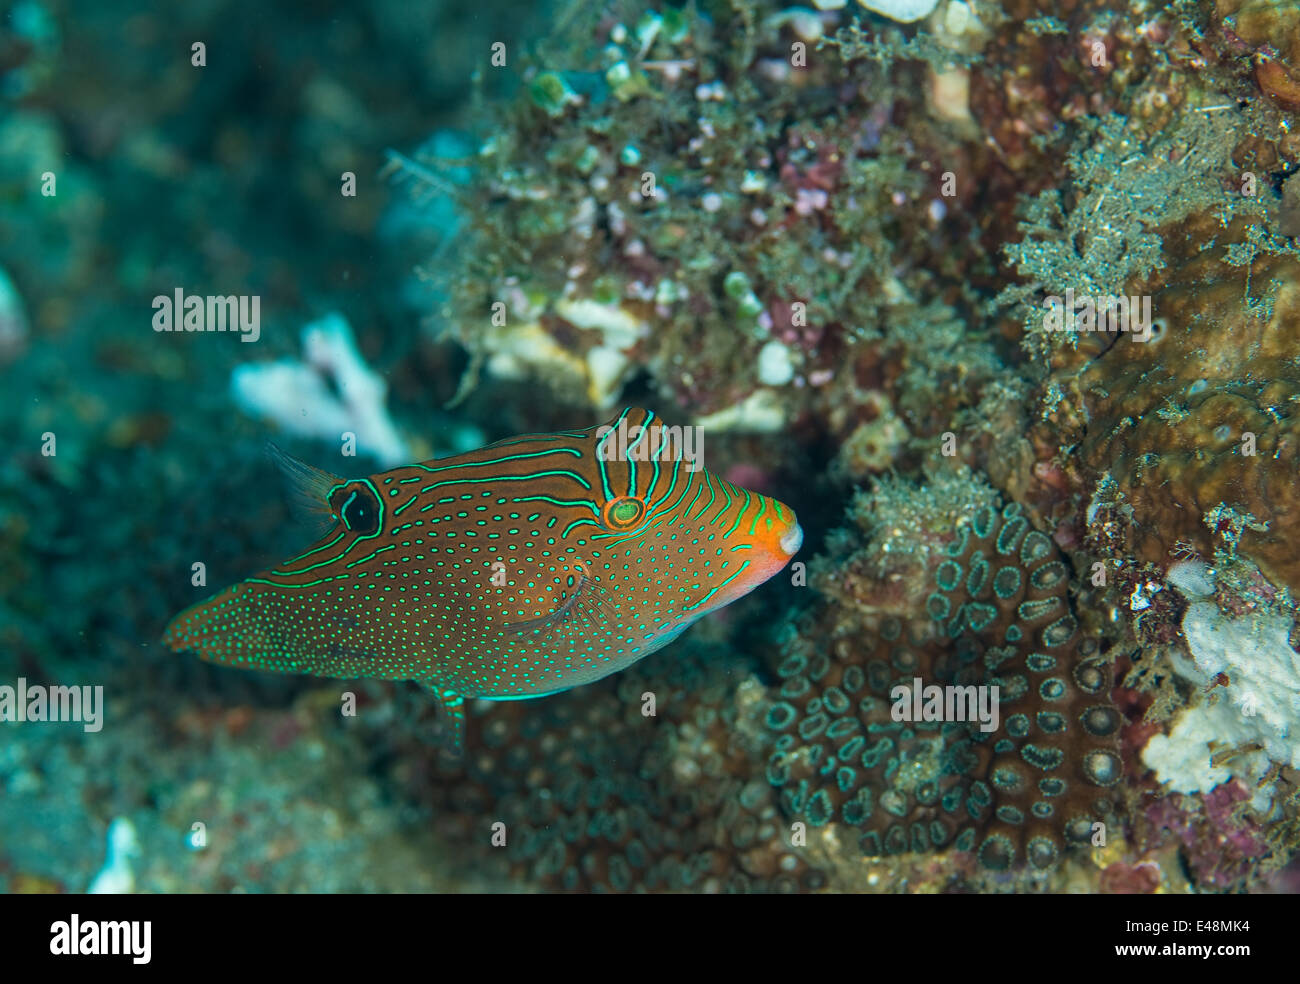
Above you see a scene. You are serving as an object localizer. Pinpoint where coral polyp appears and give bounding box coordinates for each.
[764,492,1122,877]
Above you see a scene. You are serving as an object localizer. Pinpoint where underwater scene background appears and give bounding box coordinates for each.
[2,0,1299,894]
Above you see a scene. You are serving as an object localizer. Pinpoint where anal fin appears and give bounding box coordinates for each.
[419,682,466,757]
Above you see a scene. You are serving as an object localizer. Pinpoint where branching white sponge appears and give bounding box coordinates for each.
[1142,561,1300,811]
[856,0,941,23]
[231,311,410,468]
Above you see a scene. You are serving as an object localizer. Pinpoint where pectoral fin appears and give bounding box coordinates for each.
[501,561,620,635]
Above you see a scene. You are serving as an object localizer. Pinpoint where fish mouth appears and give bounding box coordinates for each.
[779,522,803,557]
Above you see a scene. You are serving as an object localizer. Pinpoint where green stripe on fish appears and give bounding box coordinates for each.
[162,408,802,752]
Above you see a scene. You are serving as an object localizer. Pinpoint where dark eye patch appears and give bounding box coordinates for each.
[329,481,382,536]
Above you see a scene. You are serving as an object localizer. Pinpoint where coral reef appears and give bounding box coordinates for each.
[1209,0,1300,112]
[1134,781,1276,891]
[764,486,1122,873]
[397,0,1022,442]
[1072,217,1300,595]
[402,643,828,893]
[5,0,1300,897]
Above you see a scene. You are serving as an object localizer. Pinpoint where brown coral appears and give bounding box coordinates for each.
[1214,0,1300,111]
[1069,214,1300,593]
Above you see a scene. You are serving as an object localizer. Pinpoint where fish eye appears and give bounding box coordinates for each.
[602,495,646,530]
[329,481,382,536]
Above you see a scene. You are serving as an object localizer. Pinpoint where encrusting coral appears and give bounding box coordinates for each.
[404,643,829,893]
[764,480,1122,874]
[1074,216,1300,596]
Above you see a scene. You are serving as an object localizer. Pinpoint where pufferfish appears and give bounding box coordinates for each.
[163,407,802,751]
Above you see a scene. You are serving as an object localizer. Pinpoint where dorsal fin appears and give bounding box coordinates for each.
[266,443,344,539]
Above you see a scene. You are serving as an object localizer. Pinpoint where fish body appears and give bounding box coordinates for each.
[164,408,802,749]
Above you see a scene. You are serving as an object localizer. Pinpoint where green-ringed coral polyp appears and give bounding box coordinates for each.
[927,500,1124,868]
[415,643,827,893]
[765,498,1122,872]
